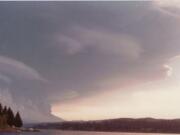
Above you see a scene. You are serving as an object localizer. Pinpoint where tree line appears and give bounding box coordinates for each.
[0,103,23,128]
[35,118,180,133]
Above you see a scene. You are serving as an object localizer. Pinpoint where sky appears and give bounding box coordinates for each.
[1,1,180,122]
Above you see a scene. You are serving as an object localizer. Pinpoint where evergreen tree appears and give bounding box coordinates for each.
[7,107,15,126]
[2,106,7,115]
[0,103,2,115]
[14,112,23,127]
[0,103,23,128]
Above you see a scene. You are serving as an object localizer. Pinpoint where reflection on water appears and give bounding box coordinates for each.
[0,130,178,135]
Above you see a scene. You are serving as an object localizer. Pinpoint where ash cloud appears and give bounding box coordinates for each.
[0,1,180,122]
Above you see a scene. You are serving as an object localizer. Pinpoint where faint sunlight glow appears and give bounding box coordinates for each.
[164,64,173,77]
[155,0,180,8]
[52,56,180,120]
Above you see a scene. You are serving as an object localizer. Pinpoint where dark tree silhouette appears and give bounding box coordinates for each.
[7,107,15,126]
[2,106,7,115]
[14,112,23,127]
[0,103,2,115]
[0,102,23,128]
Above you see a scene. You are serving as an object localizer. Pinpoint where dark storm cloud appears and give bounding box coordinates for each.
[0,1,180,122]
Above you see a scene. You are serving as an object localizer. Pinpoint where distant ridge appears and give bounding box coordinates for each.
[35,117,180,134]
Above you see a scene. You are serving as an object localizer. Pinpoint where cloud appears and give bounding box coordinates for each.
[0,56,45,81]
[0,1,180,122]
[58,27,143,59]
[153,0,180,17]
[0,56,59,122]
[154,0,180,8]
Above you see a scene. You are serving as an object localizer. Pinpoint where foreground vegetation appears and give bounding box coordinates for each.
[0,103,23,129]
[35,118,180,134]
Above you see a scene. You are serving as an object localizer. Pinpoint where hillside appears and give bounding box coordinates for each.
[35,118,180,133]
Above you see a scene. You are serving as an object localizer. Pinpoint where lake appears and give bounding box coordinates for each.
[0,130,179,135]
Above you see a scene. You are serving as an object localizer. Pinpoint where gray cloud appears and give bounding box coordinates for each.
[58,27,143,59]
[0,56,58,122]
[0,1,180,122]
[0,56,45,81]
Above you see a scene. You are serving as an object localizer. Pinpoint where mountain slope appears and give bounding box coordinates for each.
[35,117,180,133]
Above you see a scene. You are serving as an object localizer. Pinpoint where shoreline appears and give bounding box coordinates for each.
[0,127,40,133]
[0,128,18,133]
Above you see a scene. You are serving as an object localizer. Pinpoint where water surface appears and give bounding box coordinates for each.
[0,130,179,135]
